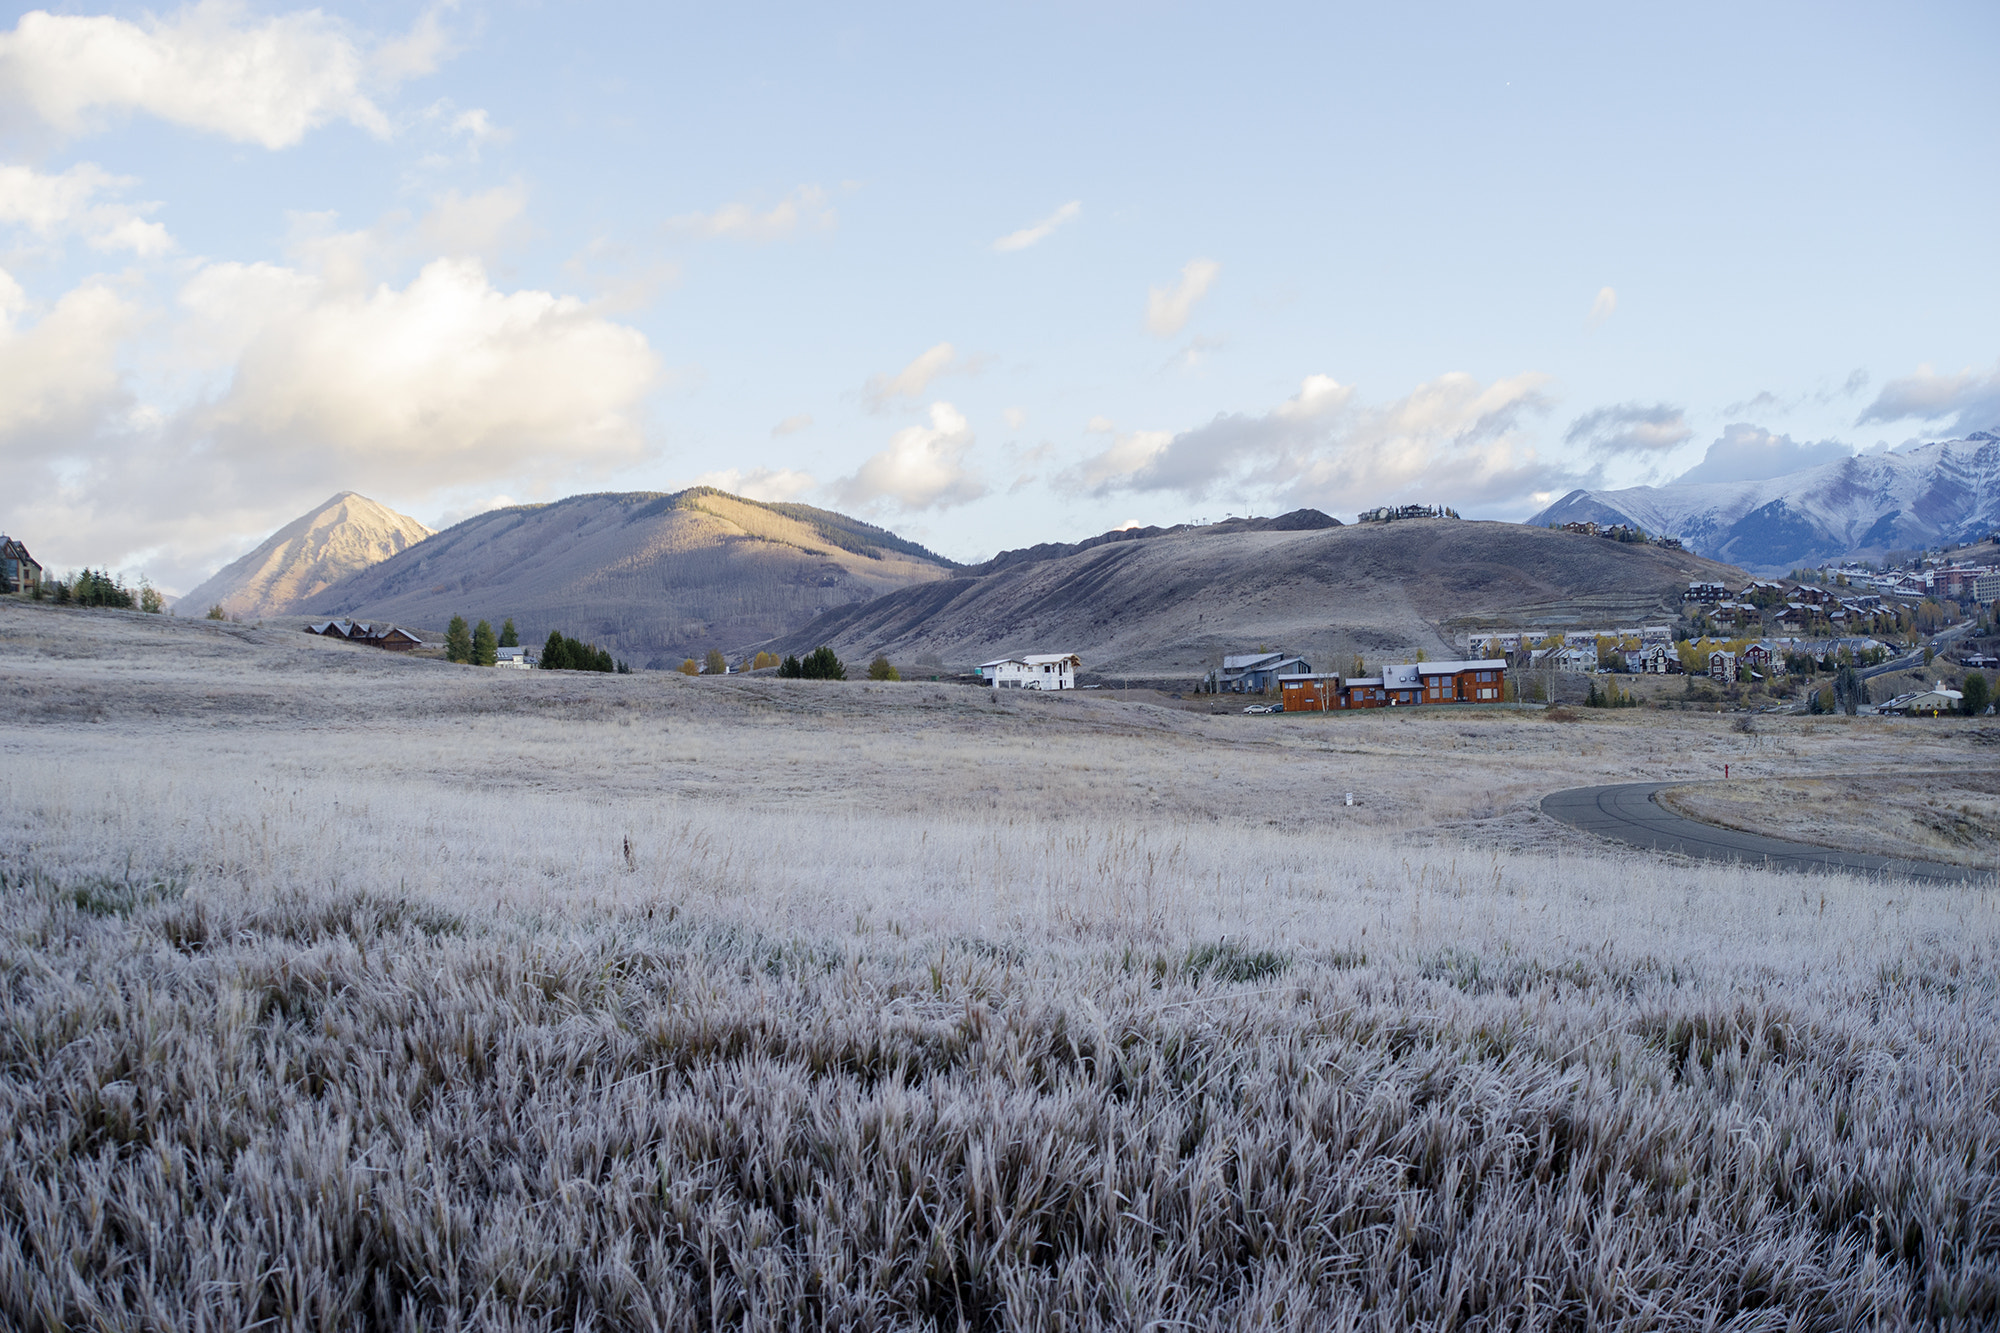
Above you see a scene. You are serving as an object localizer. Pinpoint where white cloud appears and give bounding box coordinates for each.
[1672,424,1853,486]
[417,184,530,258]
[692,466,818,503]
[770,414,813,437]
[864,342,955,410]
[1073,370,1564,515]
[0,1,451,148]
[1586,286,1617,328]
[180,256,659,492]
[0,162,172,255]
[1562,402,1691,455]
[992,200,1081,253]
[834,402,985,510]
[0,267,141,462]
[668,185,835,241]
[1145,258,1220,336]
[1858,361,2000,438]
[1002,406,1026,430]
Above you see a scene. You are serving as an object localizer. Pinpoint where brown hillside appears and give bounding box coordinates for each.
[298,489,953,668]
[178,492,434,618]
[765,518,1744,677]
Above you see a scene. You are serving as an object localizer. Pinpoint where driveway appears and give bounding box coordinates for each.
[1541,781,1985,883]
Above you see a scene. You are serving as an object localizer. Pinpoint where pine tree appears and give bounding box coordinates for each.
[802,647,846,680]
[778,654,803,678]
[540,630,570,670]
[499,619,518,648]
[473,619,498,666]
[446,615,472,663]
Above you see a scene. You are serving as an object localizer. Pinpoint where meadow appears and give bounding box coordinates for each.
[2,600,1997,1330]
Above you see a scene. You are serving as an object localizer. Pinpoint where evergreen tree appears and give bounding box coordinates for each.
[778,654,803,678]
[594,647,615,672]
[445,615,472,663]
[802,646,846,680]
[540,630,570,670]
[499,619,519,648]
[473,619,498,666]
[1963,673,1991,716]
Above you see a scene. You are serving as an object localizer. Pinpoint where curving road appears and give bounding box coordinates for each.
[1541,782,1986,883]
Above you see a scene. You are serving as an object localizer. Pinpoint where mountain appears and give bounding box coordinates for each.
[179,492,434,618]
[1530,433,2000,572]
[761,515,1742,677]
[296,488,955,668]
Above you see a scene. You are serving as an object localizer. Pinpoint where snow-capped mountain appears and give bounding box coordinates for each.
[1530,432,2000,571]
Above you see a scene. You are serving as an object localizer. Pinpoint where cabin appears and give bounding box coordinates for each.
[0,536,41,595]
[307,620,424,651]
[978,653,1080,690]
[1206,651,1311,693]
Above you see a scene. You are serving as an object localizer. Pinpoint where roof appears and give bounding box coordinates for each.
[979,653,1079,669]
[1220,652,1291,670]
[1381,664,1422,688]
[1415,658,1508,675]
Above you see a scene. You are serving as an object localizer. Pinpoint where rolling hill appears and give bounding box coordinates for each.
[761,516,1744,678]
[178,492,434,618]
[296,489,955,667]
[1530,432,2000,572]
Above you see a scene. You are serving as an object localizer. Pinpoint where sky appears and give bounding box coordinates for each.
[2,1,1998,591]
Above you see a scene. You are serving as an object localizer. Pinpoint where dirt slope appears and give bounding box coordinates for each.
[297,489,954,668]
[178,492,434,618]
[764,518,1744,677]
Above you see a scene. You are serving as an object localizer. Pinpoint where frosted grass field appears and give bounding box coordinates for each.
[2,602,1997,1329]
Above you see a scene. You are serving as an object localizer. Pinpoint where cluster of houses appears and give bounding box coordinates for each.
[306,620,424,651]
[1468,626,1678,674]
[1356,503,1460,523]
[1199,651,1510,709]
[1684,579,1889,633]
[1555,521,1683,550]
[1819,560,2000,605]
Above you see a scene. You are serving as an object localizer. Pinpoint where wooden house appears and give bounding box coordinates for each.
[307,620,424,651]
[1636,642,1679,674]
[1708,649,1737,682]
[1277,674,1343,712]
[0,536,41,595]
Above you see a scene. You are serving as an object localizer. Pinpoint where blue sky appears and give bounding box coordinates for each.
[3,1,1997,590]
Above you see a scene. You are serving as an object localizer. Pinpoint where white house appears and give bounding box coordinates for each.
[496,647,534,669]
[978,653,1080,690]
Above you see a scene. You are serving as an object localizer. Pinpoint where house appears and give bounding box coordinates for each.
[1205,651,1311,693]
[1685,581,1728,605]
[306,620,424,651]
[1340,676,1386,708]
[1882,688,1962,717]
[1708,650,1737,682]
[1277,673,1343,712]
[496,647,534,669]
[1741,641,1776,671]
[1546,646,1598,674]
[1421,659,1508,702]
[1379,663,1425,705]
[1637,642,1680,674]
[978,652,1080,690]
[0,536,41,595]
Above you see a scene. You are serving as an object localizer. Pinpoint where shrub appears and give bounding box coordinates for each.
[868,655,899,681]
[802,647,846,681]
[445,615,472,663]
[206,605,226,621]
[139,580,164,614]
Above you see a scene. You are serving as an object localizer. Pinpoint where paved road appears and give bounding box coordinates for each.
[1541,782,1988,883]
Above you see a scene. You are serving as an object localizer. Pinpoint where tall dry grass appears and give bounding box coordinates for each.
[3,603,1998,1329]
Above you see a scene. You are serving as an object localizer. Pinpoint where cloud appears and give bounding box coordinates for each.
[1002,406,1026,430]
[1586,286,1616,328]
[992,200,1080,253]
[863,342,955,410]
[1562,402,1691,455]
[833,402,985,510]
[1857,361,2000,437]
[1671,424,1852,486]
[770,414,812,437]
[0,1,449,148]
[1145,259,1220,336]
[668,185,834,241]
[0,162,172,255]
[417,184,530,258]
[0,267,142,463]
[692,466,818,503]
[1073,370,1564,515]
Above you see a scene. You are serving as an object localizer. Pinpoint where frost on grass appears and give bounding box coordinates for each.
[3,792,1998,1330]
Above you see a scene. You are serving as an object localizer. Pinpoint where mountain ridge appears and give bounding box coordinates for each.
[1531,433,2000,571]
